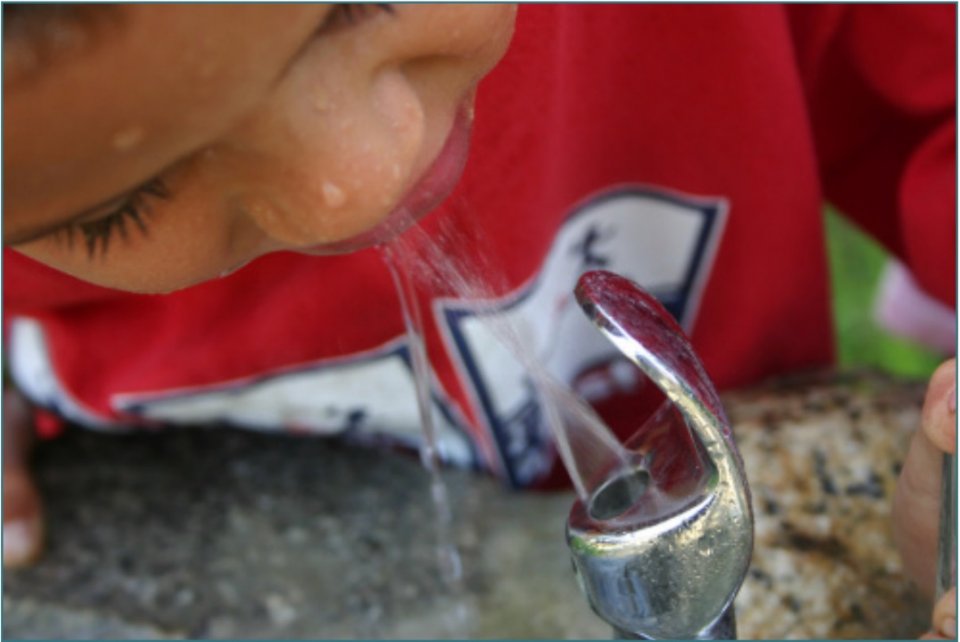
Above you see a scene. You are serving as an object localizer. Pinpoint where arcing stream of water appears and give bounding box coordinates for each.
[377,210,640,632]
[380,210,636,503]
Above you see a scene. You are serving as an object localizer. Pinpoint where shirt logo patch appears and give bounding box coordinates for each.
[437,186,727,487]
[113,339,477,466]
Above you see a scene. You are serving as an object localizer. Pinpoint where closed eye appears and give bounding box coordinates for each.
[54,178,170,258]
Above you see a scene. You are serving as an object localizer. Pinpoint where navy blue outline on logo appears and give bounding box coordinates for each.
[117,342,480,468]
[441,186,724,488]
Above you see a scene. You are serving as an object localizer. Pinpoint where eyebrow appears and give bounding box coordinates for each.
[3,4,125,86]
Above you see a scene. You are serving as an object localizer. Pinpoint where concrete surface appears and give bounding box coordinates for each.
[3,370,936,639]
[3,426,608,639]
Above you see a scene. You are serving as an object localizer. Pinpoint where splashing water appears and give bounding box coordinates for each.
[381,242,464,588]
[380,237,472,637]
[376,204,643,637]
[378,206,635,506]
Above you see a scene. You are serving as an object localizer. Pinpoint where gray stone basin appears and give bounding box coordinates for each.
[3,370,933,639]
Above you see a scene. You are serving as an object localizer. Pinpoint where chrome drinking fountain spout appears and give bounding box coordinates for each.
[566,270,754,640]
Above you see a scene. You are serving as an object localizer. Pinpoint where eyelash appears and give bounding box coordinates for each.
[58,178,170,258]
[53,5,392,260]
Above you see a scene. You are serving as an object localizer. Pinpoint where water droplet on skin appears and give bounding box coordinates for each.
[247,199,278,224]
[112,127,144,151]
[322,181,347,208]
[198,60,219,78]
[312,91,331,113]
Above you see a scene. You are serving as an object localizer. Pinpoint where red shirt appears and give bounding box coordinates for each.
[4,4,955,487]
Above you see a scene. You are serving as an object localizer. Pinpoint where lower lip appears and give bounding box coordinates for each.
[393,102,473,224]
[317,102,474,254]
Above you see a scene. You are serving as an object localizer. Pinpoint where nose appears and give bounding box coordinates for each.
[223,4,517,252]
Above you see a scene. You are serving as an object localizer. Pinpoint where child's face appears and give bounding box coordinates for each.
[3,4,516,292]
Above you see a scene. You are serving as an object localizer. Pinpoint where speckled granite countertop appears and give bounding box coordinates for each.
[3,370,933,639]
[730,371,930,639]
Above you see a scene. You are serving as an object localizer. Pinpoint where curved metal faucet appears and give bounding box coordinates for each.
[566,270,754,640]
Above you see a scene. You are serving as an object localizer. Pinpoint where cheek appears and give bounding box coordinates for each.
[10,3,522,294]
[213,3,518,251]
[224,68,427,249]
[13,198,261,294]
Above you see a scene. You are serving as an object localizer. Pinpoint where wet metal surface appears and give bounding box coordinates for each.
[567,271,751,639]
